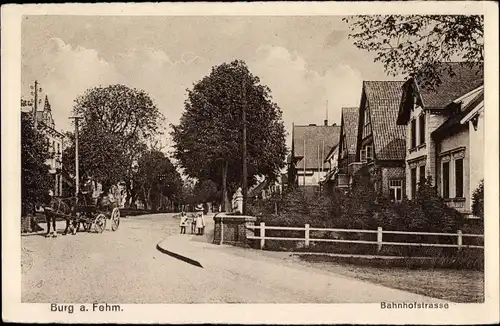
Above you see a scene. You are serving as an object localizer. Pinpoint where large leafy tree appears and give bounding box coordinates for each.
[63,84,163,199]
[135,149,182,210]
[21,113,53,216]
[171,60,287,211]
[344,15,484,89]
[193,179,220,204]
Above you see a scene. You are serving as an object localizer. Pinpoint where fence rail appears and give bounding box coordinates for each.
[246,222,484,251]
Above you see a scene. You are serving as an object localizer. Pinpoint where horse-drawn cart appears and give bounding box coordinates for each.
[44,194,120,237]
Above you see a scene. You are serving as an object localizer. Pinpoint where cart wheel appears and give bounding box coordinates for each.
[94,214,106,234]
[111,207,120,231]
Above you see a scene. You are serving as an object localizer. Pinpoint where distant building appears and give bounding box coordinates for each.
[289,120,341,194]
[334,107,359,190]
[248,174,285,200]
[22,94,65,197]
[397,62,484,216]
[320,143,339,193]
[353,81,406,201]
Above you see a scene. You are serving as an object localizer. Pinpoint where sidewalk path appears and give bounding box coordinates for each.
[157,233,446,303]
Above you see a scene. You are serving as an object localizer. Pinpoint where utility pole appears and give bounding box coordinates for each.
[30,80,42,129]
[242,77,248,215]
[69,116,83,196]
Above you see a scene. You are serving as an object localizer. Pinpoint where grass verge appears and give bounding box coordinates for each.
[296,254,484,303]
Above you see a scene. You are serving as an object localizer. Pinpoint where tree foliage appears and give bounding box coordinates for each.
[134,149,182,210]
[171,60,287,210]
[411,177,463,232]
[344,15,484,89]
[472,179,484,218]
[193,179,220,204]
[21,113,53,216]
[63,84,163,197]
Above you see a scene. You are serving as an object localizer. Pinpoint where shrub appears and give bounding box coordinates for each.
[249,173,476,263]
[472,180,484,218]
[342,166,378,229]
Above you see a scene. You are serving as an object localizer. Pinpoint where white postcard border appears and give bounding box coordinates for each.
[2,2,499,324]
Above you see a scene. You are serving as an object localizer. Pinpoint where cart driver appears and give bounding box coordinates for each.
[80,176,93,205]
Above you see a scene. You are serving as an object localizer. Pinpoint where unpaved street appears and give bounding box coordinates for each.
[22,213,443,303]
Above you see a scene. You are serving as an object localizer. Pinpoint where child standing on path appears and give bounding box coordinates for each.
[194,204,206,235]
[190,213,197,234]
[179,212,188,234]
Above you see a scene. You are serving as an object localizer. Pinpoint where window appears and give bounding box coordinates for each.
[360,149,367,162]
[419,114,426,145]
[363,107,371,136]
[455,158,464,197]
[364,108,370,126]
[410,119,417,148]
[365,145,373,161]
[419,165,426,186]
[411,168,417,199]
[360,144,373,163]
[389,179,403,203]
[442,161,450,198]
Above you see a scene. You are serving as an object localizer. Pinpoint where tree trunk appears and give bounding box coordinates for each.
[221,160,229,212]
[140,186,148,210]
[147,188,152,210]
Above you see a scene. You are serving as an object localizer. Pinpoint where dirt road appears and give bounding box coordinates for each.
[22,213,443,303]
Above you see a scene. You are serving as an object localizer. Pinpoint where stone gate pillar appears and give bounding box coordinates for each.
[213,213,257,247]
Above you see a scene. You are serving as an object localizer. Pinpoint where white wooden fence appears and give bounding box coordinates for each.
[246,222,484,251]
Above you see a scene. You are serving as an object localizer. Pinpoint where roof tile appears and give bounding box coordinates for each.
[293,125,340,169]
[341,107,359,155]
[364,81,406,161]
[417,62,484,109]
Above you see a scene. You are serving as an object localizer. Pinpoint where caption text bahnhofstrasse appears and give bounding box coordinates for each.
[381,302,449,309]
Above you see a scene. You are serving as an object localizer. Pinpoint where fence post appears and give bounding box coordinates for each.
[457,230,463,251]
[260,222,265,250]
[305,224,310,248]
[377,227,383,252]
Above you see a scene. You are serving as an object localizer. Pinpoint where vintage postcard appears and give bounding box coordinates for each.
[2,1,499,324]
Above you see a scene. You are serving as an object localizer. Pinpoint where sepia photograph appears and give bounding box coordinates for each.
[2,2,499,324]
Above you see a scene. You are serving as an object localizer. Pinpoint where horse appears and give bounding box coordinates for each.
[43,192,96,237]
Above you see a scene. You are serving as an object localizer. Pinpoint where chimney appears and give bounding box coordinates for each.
[324,100,329,126]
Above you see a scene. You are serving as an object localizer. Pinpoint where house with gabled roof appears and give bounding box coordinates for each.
[430,87,484,217]
[334,107,359,190]
[397,62,484,215]
[22,94,66,197]
[353,80,406,201]
[290,121,340,194]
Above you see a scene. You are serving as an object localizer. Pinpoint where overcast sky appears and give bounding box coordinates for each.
[21,15,402,148]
